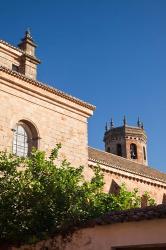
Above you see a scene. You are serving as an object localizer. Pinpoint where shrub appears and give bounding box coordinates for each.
[0,145,155,244]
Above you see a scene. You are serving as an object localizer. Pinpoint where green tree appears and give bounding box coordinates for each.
[0,145,156,244]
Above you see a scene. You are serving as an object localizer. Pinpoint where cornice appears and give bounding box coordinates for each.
[0,39,23,53]
[0,66,96,111]
[88,157,166,188]
[0,39,41,63]
[21,53,41,64]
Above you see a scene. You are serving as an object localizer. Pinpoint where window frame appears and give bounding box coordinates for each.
[12,120,38,157]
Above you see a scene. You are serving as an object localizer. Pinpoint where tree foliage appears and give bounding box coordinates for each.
[0,145,155,244]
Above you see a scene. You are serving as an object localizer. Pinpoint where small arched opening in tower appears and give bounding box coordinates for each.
[107,147,111,153]
[143,146,146,161]
[130,143,137,159]
[117,144,122,156]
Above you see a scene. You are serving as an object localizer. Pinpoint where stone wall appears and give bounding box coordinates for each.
[0,70,94,167]
[6,218,166,250]
[0,42,21,70]
[88,160,166,204]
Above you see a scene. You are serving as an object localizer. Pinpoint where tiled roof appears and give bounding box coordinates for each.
[0,39,24,53]
[88,147,166,183]
[0,66,96,111]
[70,205,166,232]
[91,204,166,226]
[0,39,41,63]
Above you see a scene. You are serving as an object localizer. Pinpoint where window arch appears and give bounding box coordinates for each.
[12,120,38,157]
[130,143,137,159]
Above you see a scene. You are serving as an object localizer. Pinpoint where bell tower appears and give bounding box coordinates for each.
[103,117,148,166]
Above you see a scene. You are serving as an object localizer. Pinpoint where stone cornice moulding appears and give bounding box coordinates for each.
[0,39,41,63]
[0,39,23,53]
[88,158,166,188]
[0,66,96,115]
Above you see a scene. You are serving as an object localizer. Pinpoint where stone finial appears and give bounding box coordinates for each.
[18,29,37,53]
[105,122,108,132]
[25,28,32,39]
[137,116,141,127]
[123,115,127,126]
[110,117,114,128]
[141,122,144,129]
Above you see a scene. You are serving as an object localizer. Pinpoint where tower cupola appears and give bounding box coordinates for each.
[103,117,148,165]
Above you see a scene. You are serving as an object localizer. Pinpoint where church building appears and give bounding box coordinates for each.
[0,31,166,204]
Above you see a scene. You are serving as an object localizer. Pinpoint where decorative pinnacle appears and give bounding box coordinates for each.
[110,117,114,128]
[25,28,32,39]
[141,122,144,129]
[123,115,127,126]
[105,122,108,132]
[137,116,141,127]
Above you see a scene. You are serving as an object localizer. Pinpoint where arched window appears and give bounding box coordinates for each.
[12,120,38,157]
[130,143,137,159]
[143,146,146,160]
[117,144,122,156]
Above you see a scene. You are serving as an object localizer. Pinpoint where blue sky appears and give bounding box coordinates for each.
[1,0,166,171]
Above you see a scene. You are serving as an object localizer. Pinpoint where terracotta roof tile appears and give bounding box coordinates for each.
[88,147,166,183]
[0,39,41,63]
[72,205,166,231]
[91,204,166,226]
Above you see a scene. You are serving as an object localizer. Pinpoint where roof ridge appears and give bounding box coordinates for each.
[66,204,166,230]
[0,66,96,111]
[91,204,166,226]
